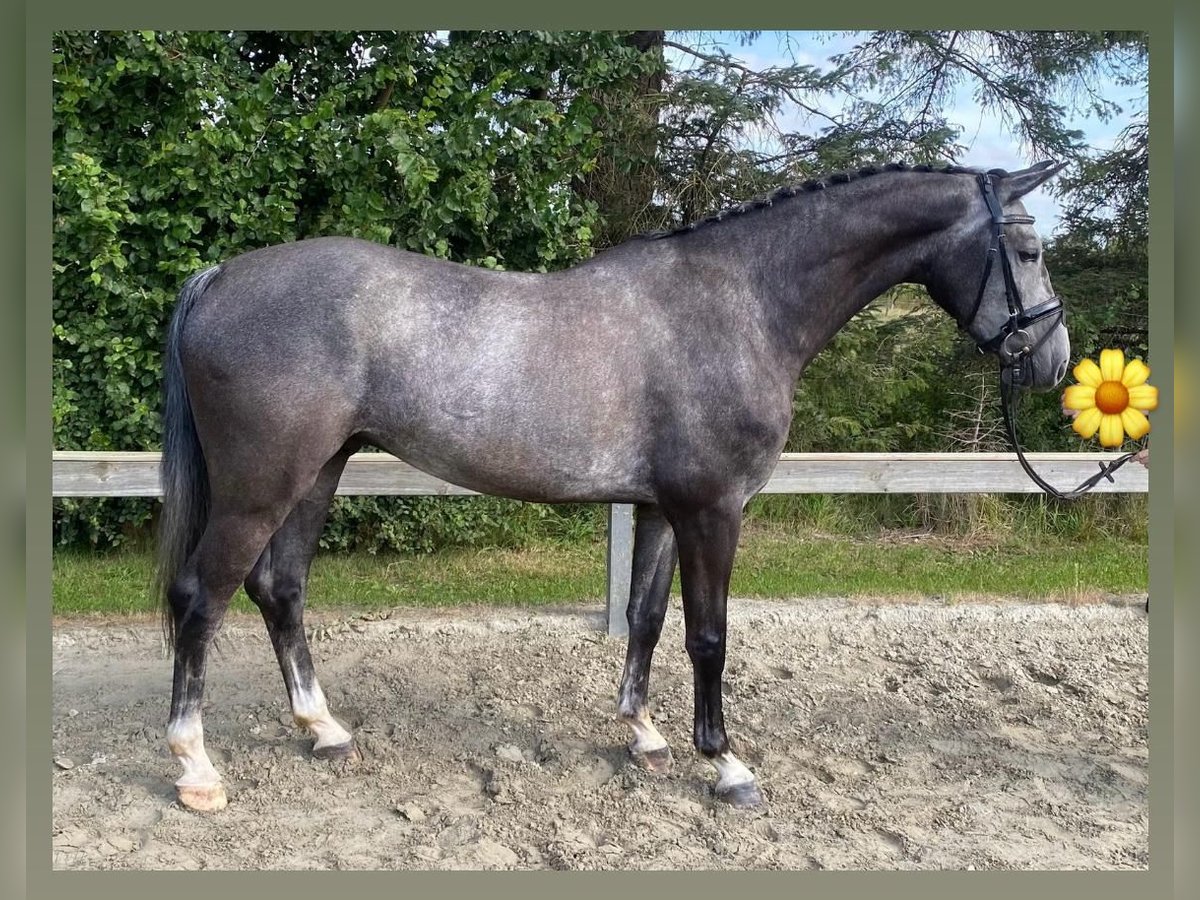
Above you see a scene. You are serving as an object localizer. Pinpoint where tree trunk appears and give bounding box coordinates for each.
[575,31,666,248]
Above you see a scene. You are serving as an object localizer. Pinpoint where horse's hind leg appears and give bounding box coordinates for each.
[616,504,677,773]
[244,449,357,759]
[166,501,301,811]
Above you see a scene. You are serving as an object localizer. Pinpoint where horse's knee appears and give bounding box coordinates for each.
[685,629,725,667]
[626,606,665,641]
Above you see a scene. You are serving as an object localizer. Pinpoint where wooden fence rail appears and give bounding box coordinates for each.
[53,450,1147,634]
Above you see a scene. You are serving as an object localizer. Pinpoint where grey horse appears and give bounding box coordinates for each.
[155,160,1070,811]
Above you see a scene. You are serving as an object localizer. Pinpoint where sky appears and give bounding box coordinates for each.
[666,31,1144,236]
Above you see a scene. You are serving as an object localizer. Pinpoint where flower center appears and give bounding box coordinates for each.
[1094,380,1129,414]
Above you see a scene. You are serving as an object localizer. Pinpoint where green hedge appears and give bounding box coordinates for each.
[52,30,651,549]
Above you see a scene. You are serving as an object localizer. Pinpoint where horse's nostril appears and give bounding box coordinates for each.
[1055,361,1068,383]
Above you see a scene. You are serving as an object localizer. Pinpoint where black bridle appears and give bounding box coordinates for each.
[967,172,1137,501]
[964,172,1064,365]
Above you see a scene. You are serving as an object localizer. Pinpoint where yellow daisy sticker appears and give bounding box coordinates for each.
[1062,349,1158,448]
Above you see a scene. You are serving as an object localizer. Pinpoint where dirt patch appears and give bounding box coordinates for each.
[50,597,1148,870]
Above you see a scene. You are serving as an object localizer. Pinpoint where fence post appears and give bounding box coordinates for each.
[605,503,635,636]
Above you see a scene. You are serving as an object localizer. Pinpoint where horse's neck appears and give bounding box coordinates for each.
[749,181,956,372]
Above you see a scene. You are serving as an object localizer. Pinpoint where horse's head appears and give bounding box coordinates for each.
[927,161,1071,391]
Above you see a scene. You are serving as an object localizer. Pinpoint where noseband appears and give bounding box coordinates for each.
[966,171,1137,500]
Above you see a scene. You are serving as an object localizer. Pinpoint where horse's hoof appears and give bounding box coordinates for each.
[630,745,674,774]
[176,782,228,812]
[716,780,764,809]
[313,740,361,762]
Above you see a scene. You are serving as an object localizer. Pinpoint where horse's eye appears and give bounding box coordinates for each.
[1018,250,1040,263]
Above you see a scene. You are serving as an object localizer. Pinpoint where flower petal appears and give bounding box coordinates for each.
[1099,413,1125,448]
[1126,383,1158,411]
[1073,358,1102,387]
[1120,407,1151,440]
[1121,358,1150,387]
[1100,348,1125,382]
[1062,384,1097,410]
[1072,407,1102,439]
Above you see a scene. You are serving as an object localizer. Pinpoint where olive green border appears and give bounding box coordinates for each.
[25,3,1178,898]
[1173,7,1200,898]
[4,2,27,898]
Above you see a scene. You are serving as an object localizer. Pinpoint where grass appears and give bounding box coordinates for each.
[51,522,1148,620]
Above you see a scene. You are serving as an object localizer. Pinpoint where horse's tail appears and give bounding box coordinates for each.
[155,265,222,649]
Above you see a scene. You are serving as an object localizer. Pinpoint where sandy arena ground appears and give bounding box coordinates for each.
[50,596,1148,870]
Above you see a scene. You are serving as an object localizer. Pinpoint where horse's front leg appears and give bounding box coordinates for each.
[670,497,764,808]
[616,504,678,773]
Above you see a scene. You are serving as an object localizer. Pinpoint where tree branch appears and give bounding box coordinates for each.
[662,39,842,127]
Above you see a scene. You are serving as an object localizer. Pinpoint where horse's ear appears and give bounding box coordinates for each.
[997,160,1068,202]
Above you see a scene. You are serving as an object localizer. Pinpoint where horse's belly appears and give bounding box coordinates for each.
[360,391,651,503]
[379,433,652,504]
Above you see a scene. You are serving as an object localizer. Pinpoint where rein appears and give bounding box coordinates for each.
[967,172,1137,501]
[999,376,1138,500]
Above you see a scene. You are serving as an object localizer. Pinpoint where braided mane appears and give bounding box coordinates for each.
[639,161,995,240]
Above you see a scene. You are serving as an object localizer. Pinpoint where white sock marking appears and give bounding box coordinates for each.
[712,751,756,791]
[167,713,222,788]
[288,662,353,750]
[621,710,669,754]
